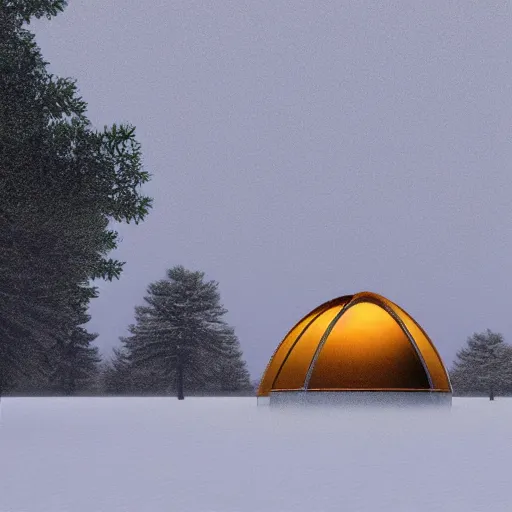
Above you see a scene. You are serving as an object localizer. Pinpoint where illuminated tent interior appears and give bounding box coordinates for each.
[257,291,452,406]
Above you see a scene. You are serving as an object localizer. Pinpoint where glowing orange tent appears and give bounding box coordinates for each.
[257,291,452,406]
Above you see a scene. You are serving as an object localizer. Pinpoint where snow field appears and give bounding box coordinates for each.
[0,397,510,512]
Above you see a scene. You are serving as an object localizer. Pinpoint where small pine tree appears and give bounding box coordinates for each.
[251,379,261,394]
[213,329,252,392]
[119,266,252,398]
[450,329,512,400]
[102,347,132,395]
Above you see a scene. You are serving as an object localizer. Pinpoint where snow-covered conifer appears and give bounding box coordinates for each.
[118,266,252,398]
[450,329,512,399]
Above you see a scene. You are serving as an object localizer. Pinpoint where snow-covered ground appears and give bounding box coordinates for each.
[0,397,510,512]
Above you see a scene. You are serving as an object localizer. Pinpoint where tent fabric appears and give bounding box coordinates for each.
[258,291,452,397]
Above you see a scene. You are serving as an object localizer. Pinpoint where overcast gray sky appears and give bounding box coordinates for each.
[31,1,512,380]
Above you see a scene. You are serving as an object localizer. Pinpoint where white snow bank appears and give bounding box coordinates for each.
[0,397,509,512]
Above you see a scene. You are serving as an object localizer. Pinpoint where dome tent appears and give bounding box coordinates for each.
[257,291,452,407]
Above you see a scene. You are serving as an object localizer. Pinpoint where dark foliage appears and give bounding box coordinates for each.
[0,0,152,393]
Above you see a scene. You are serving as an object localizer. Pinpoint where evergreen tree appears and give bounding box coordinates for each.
[102,347,132,395]
[0,0,152,392]
[251,379,261,394]
[119,266,251,398]
[213,330,253,392]
[48,299,101,395]
[11,288,101,395]
[450,329,512,400]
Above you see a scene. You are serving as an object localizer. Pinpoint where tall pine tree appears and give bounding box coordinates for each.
[117,266,251,398]
[1,0,152,393]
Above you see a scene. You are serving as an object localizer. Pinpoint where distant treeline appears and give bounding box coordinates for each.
[5,390,257,398]
[7,266,254,398]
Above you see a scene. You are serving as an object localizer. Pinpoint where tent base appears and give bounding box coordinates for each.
[265,390,452,408]
[256,396,270,406]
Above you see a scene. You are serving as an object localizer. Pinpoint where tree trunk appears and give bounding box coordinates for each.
[176,347,184,400]
[489,383,495,401]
